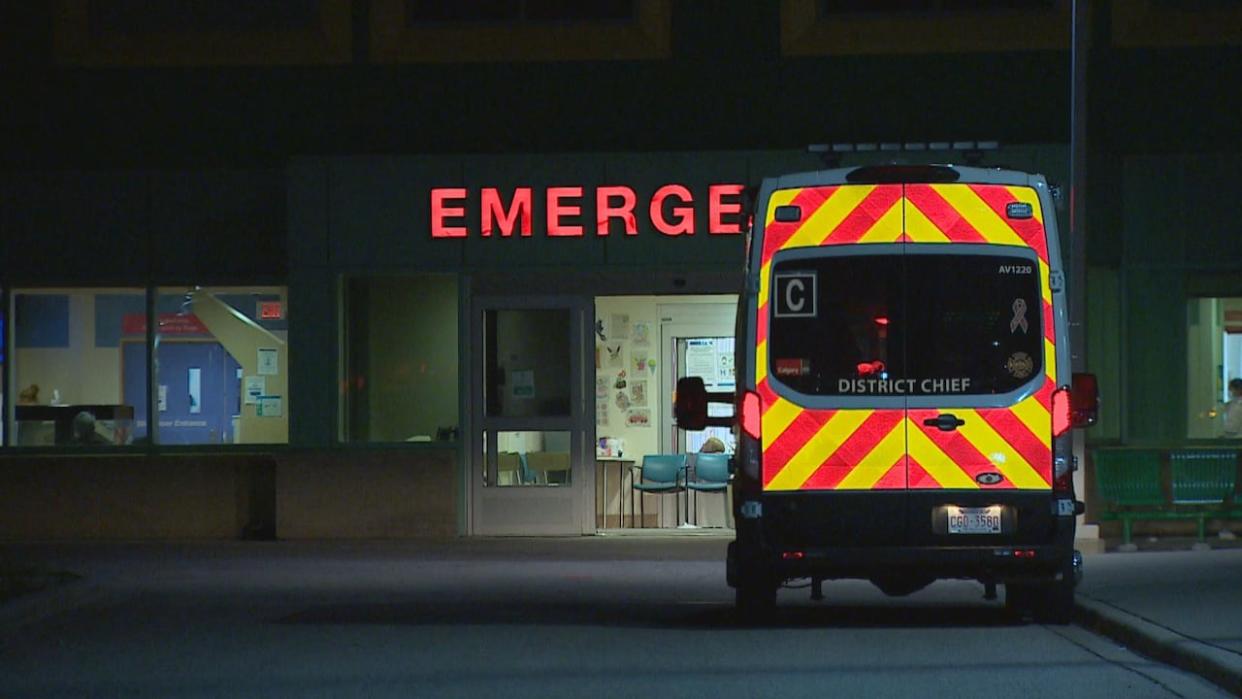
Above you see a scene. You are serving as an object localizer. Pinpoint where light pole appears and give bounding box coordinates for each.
[1070,0,1100,546]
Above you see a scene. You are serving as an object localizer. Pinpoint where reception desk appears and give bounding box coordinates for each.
[14,404,135,445]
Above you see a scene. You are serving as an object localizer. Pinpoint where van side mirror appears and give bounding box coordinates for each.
[1070,372,1099,428]
[675,376,736,430]
[674,376,709,431]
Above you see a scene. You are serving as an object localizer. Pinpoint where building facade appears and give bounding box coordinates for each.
[2,1,1241,539]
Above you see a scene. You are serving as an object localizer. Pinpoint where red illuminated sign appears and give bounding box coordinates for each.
[596,186,637,236]
[481,188,532,237]
[547,187,584,237]
[430,184,746,239]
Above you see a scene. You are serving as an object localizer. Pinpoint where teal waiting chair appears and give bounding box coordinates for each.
[526,451,571,485]
[687,453,732,526]
[633,454,687,528]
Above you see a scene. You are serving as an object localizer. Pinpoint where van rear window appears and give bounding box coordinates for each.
[768,253,1043,397]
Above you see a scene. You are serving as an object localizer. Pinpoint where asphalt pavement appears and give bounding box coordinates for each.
[0,536,1237,698]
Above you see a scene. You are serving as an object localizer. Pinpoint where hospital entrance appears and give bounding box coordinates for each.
[468,291,738,535]
[594,295,737,531]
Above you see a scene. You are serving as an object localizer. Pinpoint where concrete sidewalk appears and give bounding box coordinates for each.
[1075,546,1242,696]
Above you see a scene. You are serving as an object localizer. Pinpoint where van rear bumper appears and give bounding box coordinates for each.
[728,544,1070,586]
[727,490,1078,587]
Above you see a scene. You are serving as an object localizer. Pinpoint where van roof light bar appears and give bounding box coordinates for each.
[844,165,961,184]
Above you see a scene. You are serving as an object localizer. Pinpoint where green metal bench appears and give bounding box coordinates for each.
[1094,448,1240,547]
[1094,449,1165,546]
[1170,449,1238,541]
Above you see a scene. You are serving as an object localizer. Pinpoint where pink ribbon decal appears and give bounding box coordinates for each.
[1010,298,1029,334]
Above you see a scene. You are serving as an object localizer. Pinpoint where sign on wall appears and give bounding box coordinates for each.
[429,184,747,239]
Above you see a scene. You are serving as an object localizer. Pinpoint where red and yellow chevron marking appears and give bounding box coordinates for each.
[757,184,905,491]
[757,182,1055,492]
[905,183,1054,489]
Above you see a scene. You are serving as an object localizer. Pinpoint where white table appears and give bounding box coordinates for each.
[596,457,635,528]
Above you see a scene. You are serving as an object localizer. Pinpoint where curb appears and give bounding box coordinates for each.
[1075,596,1242,697]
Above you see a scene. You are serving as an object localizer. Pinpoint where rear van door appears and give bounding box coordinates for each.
[756,184,909,546]
[902,183,1055,493]
[901,182,1058,545]
[758,184,907,495]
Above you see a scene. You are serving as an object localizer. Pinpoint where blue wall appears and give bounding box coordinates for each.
[15,295,68,348]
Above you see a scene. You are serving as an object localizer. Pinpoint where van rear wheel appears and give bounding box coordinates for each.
[1032,579,1074,624]
[1004,582,1033,617]
[1006,576,1074,625]
[1031,566,1075,625]
[735,579,778,619]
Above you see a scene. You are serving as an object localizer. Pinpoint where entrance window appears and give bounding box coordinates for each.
[8,288,144,447]
[343,275,459,443]
[154,287,288,445]
[1187,297,1242,439]
[484,309,571,418]
[680,337,736,454]
[596,294,738,529]
[483,430,572,487]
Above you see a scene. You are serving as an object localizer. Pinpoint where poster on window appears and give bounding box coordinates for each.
[511,369,535,399]
[257,348,279,376]
[626,409,651,427]
[632,322,650,346]
[595,377,610,427]
[632,349,651,374]
[629,379,647,407]
[610,313,630,340]
[717,352,735,385]
[257,395,283,417]
[686,340,715,376]
[244,376,265,405]
[604,343,624,368]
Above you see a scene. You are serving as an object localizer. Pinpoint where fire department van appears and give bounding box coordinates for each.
[676,164,1098,622]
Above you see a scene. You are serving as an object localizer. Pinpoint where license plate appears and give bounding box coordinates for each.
[947,506,1002,534]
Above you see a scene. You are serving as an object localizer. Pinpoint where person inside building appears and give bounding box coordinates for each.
[70,411,112,446]
[17,384,39,405]
[1221,378,1242,438]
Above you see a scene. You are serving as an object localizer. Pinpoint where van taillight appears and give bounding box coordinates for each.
[1052,387,1071,438]
[1054,468,1073,494]
[741,391,762,440]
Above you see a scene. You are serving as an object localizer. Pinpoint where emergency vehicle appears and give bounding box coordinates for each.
[676,164,1098,622]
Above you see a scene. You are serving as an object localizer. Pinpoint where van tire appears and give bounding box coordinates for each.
[1004,582,1033,618]
[1006,578,1074,625]
[1031,568,1075,625]
[1032,582,1074,625]
[735,579,778,619]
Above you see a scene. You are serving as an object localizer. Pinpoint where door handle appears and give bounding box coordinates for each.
[923,414,966,432]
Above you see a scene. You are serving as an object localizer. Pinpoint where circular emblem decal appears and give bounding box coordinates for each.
[976,472,1004,486]
[1005,351,1034,379]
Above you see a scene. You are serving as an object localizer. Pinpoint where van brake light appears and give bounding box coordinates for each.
[1052,387,1071,438]
[741,391,762,440]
